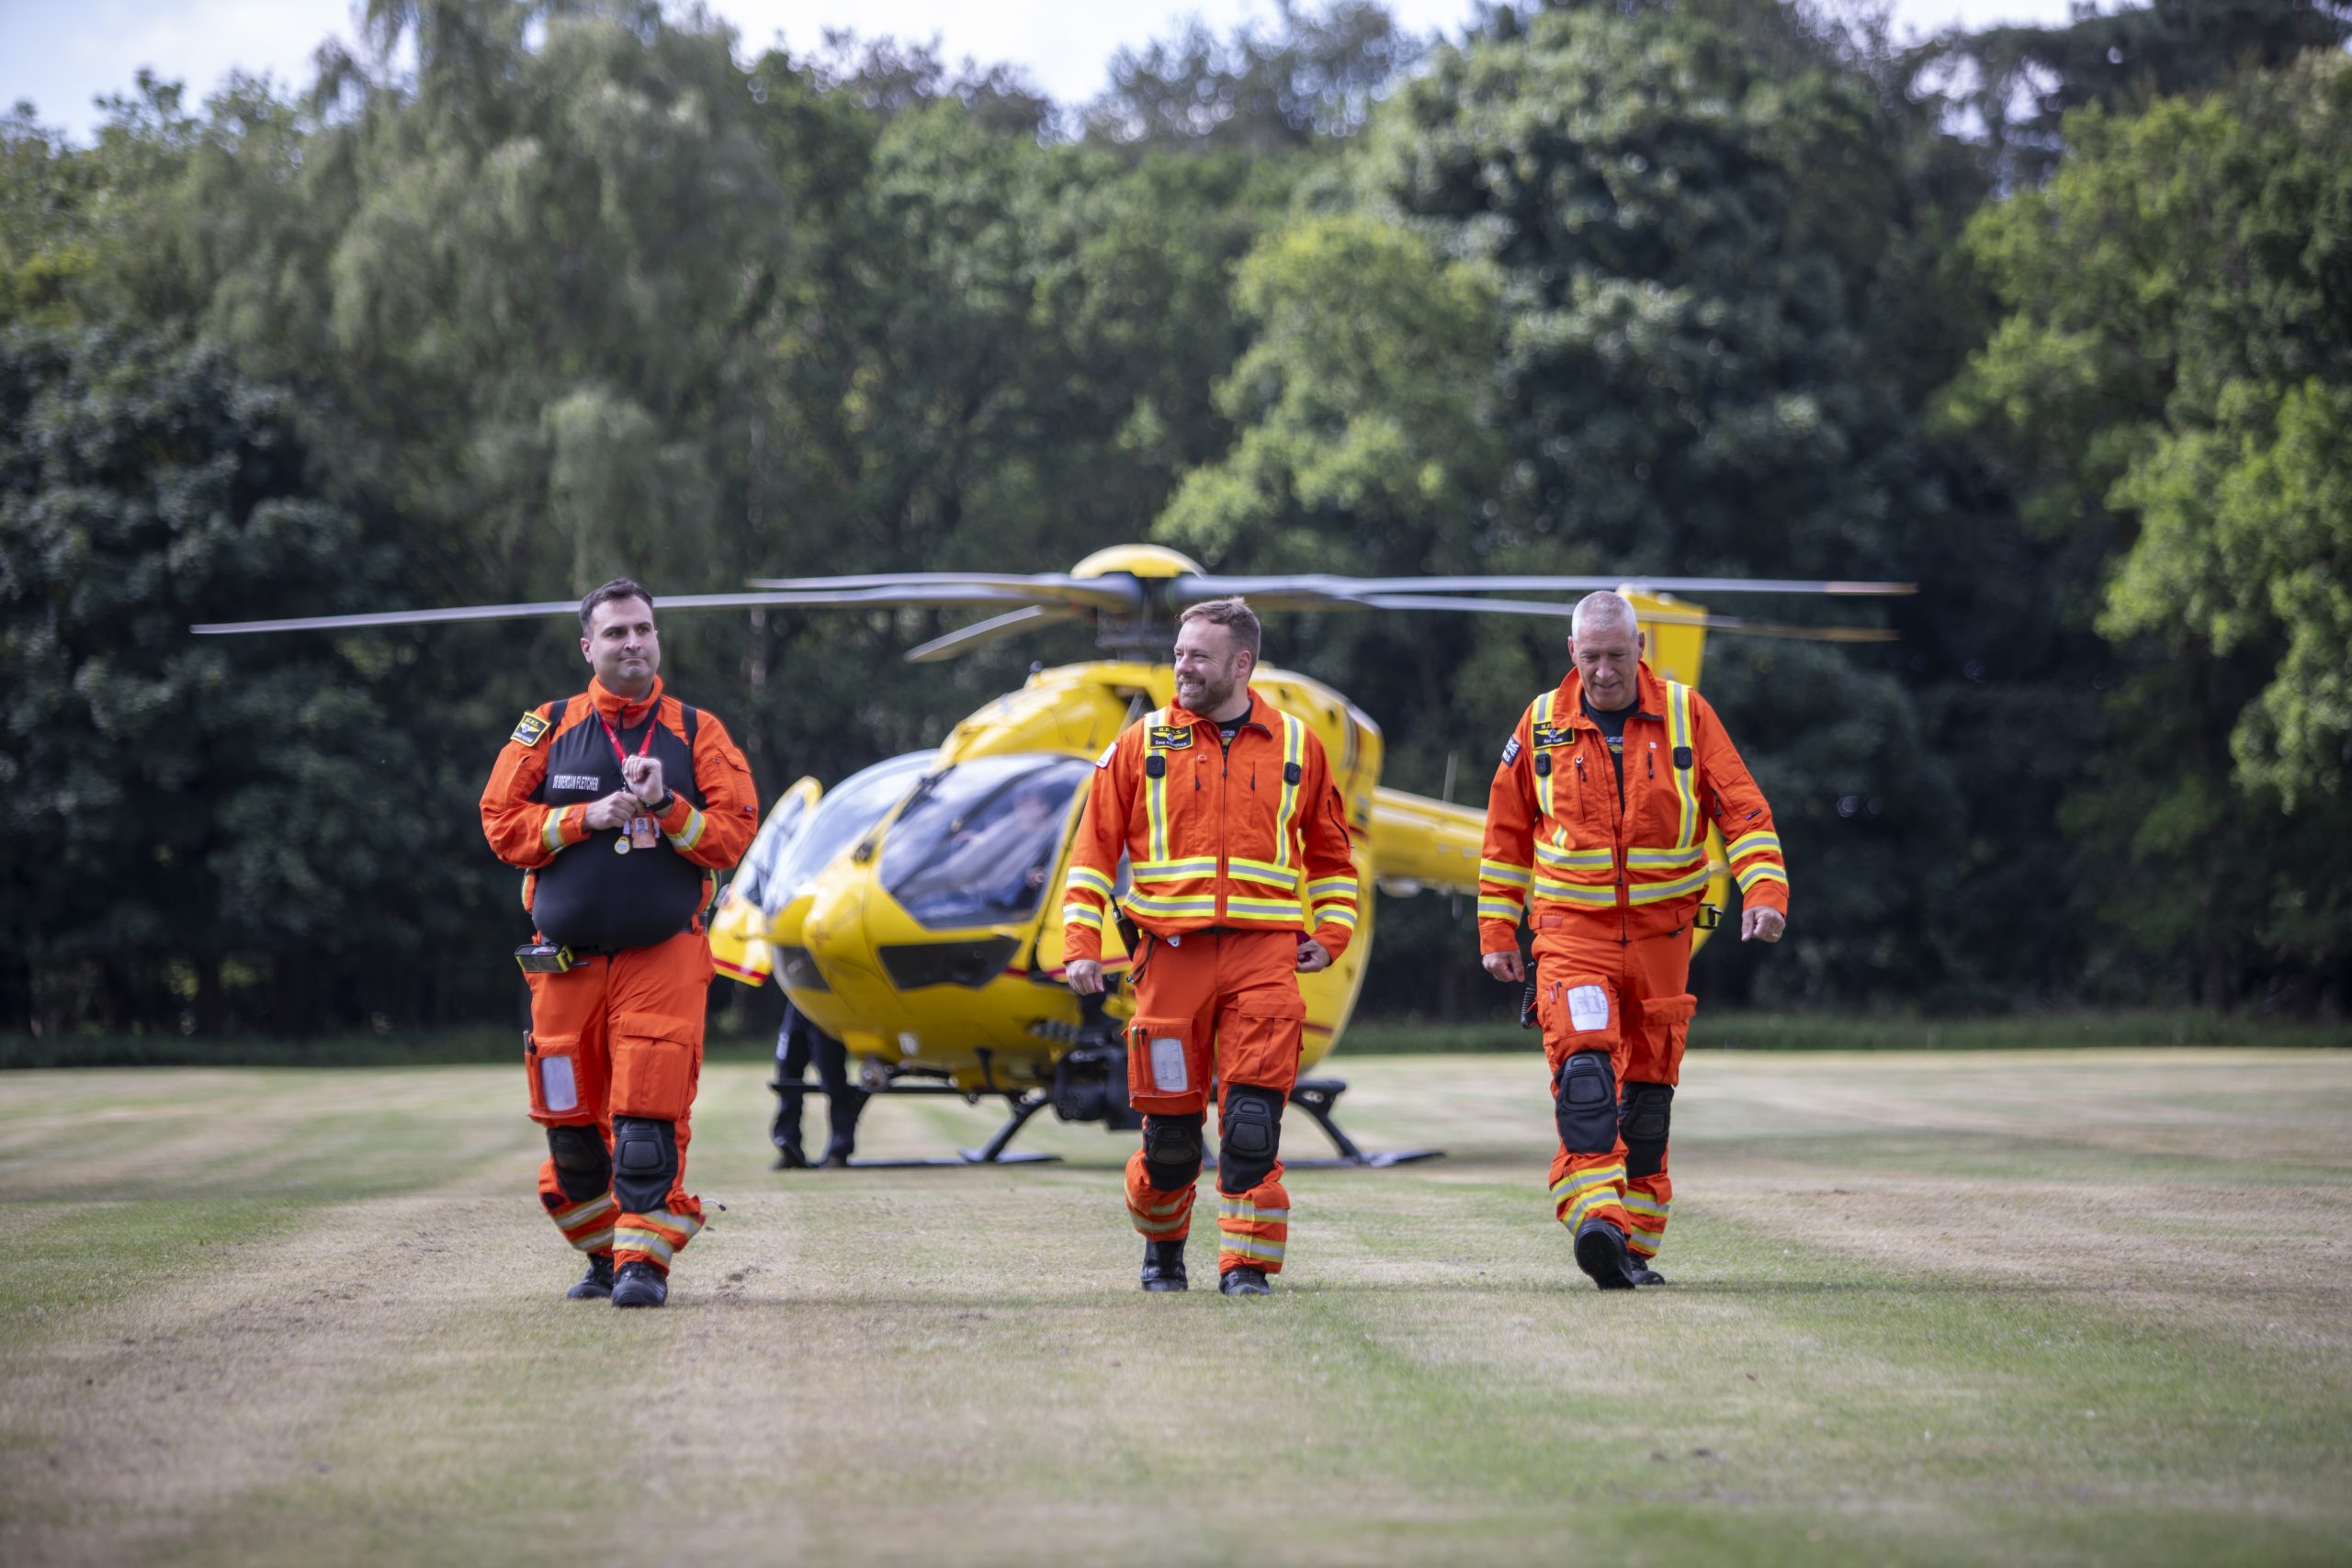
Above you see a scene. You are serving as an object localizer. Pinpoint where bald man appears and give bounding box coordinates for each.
[1477,592,1788,1289]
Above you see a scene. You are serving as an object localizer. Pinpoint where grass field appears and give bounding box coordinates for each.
[3,1049,2348,1567]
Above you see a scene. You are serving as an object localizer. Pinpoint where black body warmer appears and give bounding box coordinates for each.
[529,704,708,952]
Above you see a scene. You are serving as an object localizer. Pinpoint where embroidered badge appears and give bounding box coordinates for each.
[1531,724,1575,749]
[511,710,551,747]
[1500,736,1521,766]
[1147,724,1193,750]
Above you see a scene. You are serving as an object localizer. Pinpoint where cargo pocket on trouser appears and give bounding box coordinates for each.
[1534,972,1622,1077]
[525,1031,588,1122]
[1630,992,1697,1088]
[611,1024,700,1122]
[1125,1015,1207,1115]
[1216,999,1306,1099]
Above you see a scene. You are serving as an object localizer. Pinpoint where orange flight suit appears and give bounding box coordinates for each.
[1479,662,1787,1269]
[1064,690,1360,1279]
[481,674,758,1279]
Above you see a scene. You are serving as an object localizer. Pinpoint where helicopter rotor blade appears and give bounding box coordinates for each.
[746,572,1144,613]
[903,605,1080,663]
[189,586,1051,637]
[1321,593,1899,643]
[1173,573,1916,604]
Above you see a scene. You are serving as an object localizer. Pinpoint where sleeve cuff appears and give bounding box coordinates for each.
[1311,923,1352,963]
[1479,918,1522,955]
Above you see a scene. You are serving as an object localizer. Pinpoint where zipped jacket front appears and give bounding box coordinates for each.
[1478,662,1787,951]
[1062,690,1359,963]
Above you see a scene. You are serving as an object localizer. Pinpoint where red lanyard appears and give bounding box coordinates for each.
[597,707,656,776]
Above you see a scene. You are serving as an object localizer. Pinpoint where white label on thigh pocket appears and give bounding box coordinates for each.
[538,1055,579,1113]
[1149,1035,1189,1092]
[1567,985,1610,1033]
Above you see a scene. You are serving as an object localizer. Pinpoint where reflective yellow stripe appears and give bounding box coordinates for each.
[1063,903,1104,929]
[1625,844,1707,871]
[570,1227,615,1253]
[1222,897,1306,919]
[1727,830,1781,861]
[1532,878,1621,908]
[1625,866,1713,905]
[1312,906,1358,930]
[1143,707,1173,864]
[1306,874,1356,897]
[1736,863,1789,892]
[665,806,707,852]
[1537,840,1616,873]
[1477,897,1524,922]
[1532,692,1557,822]
[1550,1163,1627,1201]
[1218,1235,1287,1262]
[1228,858,1300,890]
[1479,858,1532,888]
[551,1193,616,1227]
[1665,682,1700,848]
[1066,865,1115,898]
[1623,1192,1668,1217]
[1217,1199,1290,1222]
[1125,891,1219,918]
[1133,856,1217,880]
[542,808,569,855]
[1271,716,1306,879]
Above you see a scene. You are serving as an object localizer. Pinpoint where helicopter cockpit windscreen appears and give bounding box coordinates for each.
[760,750,939,914]
[880,753,1091,931]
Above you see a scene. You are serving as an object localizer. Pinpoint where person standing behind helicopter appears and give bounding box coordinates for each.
[1477,591,1787,1291]
[480,579,759,1309]
[1063,598,1360,1296]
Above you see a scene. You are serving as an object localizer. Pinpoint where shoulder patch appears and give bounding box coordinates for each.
[511,710,551,747]
[1500,736,1521,766]
[1531,724,1575,750]
[1095,739,1119,770]
[1148,724,1193,750]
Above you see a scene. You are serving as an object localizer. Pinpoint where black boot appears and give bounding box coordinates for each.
[1140,1239,1188,1292]
[1574,1218,1639,1291]
[1628,1258,1667,1286]
[611,1260,669,1309]
[1218,1266,1272,1297]
[566,1253,615,1300]
[772,1143,810,1170]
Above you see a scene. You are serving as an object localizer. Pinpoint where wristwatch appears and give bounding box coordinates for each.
[650,789,675,816]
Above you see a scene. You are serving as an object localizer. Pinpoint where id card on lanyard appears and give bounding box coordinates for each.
[600,709,659,854]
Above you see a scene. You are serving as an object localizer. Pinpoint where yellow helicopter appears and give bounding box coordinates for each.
[196,543,1905,1165]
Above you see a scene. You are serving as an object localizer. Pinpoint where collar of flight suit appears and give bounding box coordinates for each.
[1555,660,1666,732]
[588,672,665,730]
[1165,686,1278,739]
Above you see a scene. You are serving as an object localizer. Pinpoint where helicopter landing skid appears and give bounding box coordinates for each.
[775,1080,1063,1168]
[1282,1078,1443,1169]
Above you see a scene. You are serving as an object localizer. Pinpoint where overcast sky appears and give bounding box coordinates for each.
[3,0,2083,142]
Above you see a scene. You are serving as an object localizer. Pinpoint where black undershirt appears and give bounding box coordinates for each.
[1583,694,1633,805]
[1216,715,1247,750]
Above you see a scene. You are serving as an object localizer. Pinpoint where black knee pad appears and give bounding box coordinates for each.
[1141,1112,1204,1191]
[1621,1080,1673,1179]
[544,1123,612,1205]
[1555,1051,1618,1155]
[1216,1086,1284,1194]
[611,1115,679,1214]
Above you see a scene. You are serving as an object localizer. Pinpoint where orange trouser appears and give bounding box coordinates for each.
[1529,917,1697,1263]
[1121,928,1304,1276]
[523,929,712,1274]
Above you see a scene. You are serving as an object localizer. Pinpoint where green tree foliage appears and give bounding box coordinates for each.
[1944,56,2352,1004]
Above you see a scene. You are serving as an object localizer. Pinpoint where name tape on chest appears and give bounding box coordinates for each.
[549,773,602,792]
[511,711,551,747]
[1147,724,1193,750]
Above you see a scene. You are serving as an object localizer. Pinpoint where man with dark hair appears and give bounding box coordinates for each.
[1478,592,1787,1291]
[481,579,759,1308]
[1063,596,1360,1296]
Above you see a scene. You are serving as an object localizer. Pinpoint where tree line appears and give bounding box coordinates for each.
[3,0,2347,1037]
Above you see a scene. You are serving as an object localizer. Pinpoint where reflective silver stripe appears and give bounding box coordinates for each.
[1538,840,1616,872]
[1063,903,1104,929]
[665,806,707,852]
[1479,858,1532,887]
[1532,878,1620,908]
[1271,714,1306,876]
[1624,845,1708,871]
[1665,682,1699,848]
[1306,874,1356,898]
[542,808,569,855]
[1550,1163,1627,1201]
[1727,830,1781,861]
[1218,1201,1291,1223]
[1228,858,1301,890]
[1133,856,1218,879]
[1623,1192,1668,1217]
[1312,905,1358,930]
[551,1193,616,1227]
[1477,897,1524,922]
[1736,863,1789,892]
[1066,865,1115,898]
[1222,897,1305,921]
[1216,1234,1287,1261]
[570,1227,615,1253]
